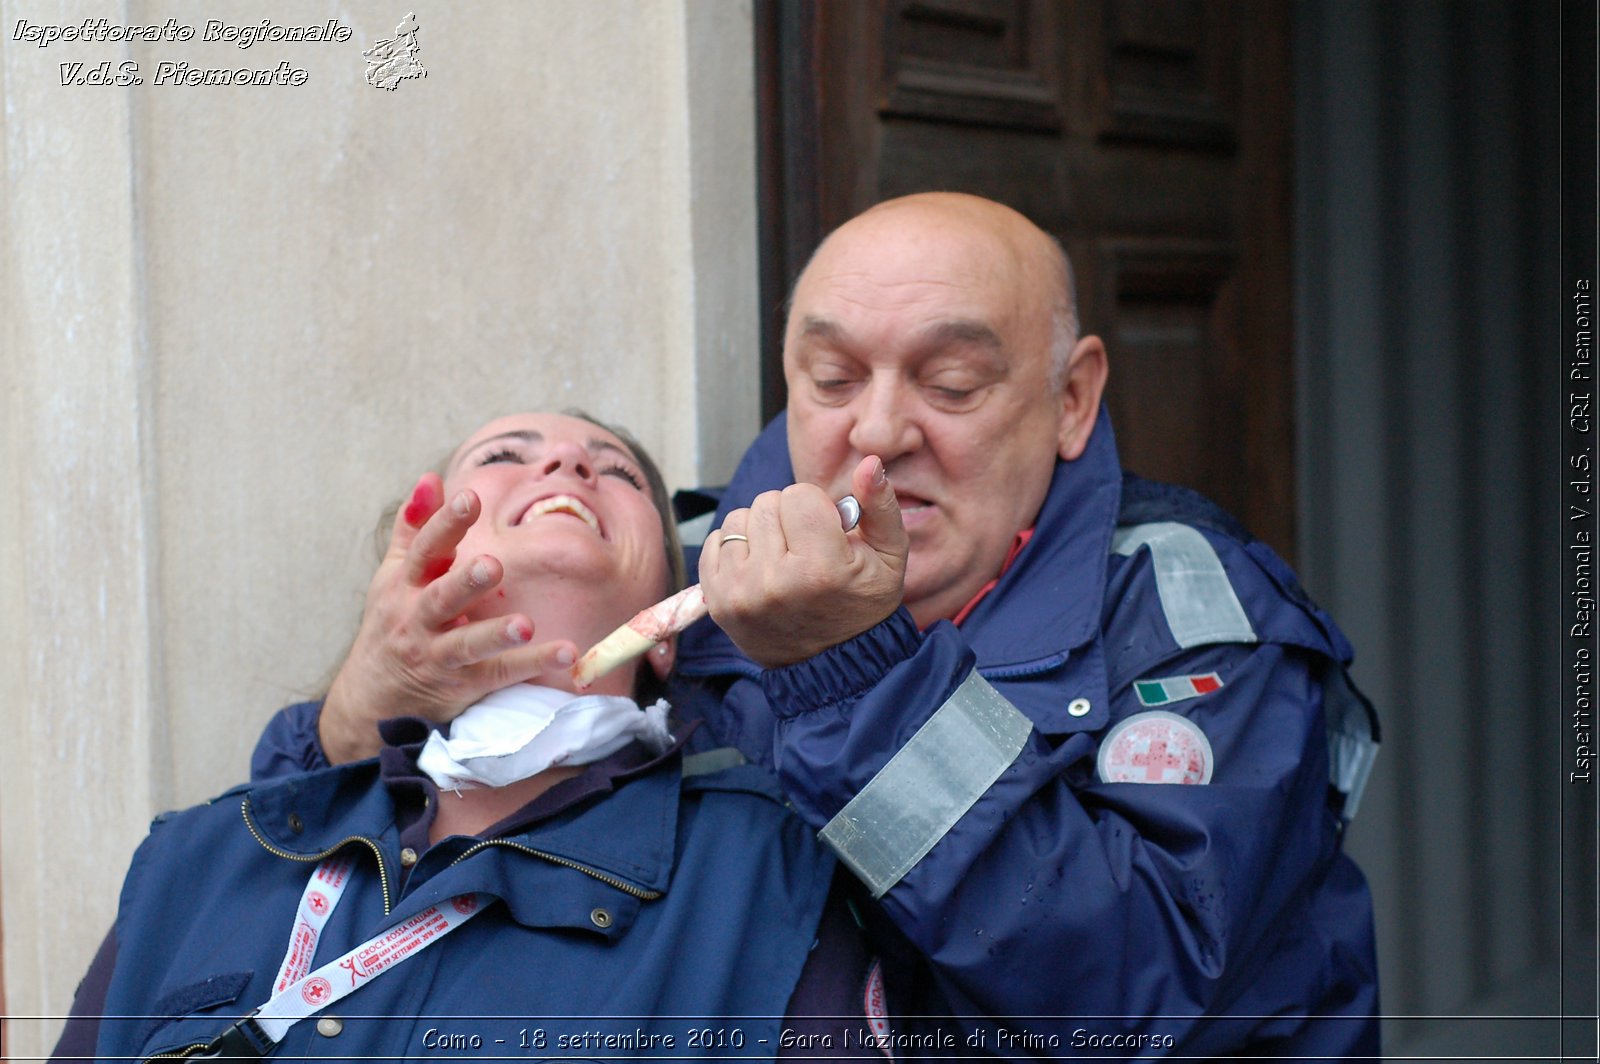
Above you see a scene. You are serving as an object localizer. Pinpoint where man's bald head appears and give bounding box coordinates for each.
[797,193,1080,389]
[781,192,1108,626]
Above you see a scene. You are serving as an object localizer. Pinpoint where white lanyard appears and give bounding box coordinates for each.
[211,854,485,1051]
[270,854,356,993]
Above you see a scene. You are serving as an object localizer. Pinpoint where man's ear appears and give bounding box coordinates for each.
[1057,334,1108,461]
[647,637,676,681]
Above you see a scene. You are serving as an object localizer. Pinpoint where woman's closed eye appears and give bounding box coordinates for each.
[601,463,644,490]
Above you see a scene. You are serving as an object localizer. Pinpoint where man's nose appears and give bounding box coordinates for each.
[538,441,596,482]
[847,375,922,461]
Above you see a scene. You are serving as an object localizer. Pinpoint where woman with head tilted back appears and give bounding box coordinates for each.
[53,413,864,1064]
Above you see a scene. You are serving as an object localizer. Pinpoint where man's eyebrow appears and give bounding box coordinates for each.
[796,315,847,344]
[915,319,1004,351]
[795,315,1003,353]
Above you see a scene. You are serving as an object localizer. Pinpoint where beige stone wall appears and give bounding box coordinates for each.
[0,1,757,1053]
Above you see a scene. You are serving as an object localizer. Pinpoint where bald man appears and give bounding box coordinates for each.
[256,194,1381,1058]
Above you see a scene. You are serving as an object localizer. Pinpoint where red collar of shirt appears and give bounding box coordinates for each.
[944,527,1036,628]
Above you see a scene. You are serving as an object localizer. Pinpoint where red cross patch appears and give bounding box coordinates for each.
[301,976,332,1006]
[306,891,329,917]
[1097,711,1214,785]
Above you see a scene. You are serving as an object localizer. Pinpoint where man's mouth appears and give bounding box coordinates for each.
[893,489,934,515]
[518,495,602,535]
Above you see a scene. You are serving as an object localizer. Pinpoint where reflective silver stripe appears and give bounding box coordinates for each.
[681,747,746,777]
[1324,666,1380,821]
[819,670,1032,898]
[1328,731,1379,820]
[1111,522,1257,648]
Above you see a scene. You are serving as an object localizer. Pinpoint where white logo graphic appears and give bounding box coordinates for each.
[364,13,425,90]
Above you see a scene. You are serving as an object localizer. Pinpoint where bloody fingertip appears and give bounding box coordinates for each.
[402,478,439,527]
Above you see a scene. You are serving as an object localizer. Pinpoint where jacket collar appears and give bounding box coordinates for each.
[957,407,1122,671]
[241,752,682,934]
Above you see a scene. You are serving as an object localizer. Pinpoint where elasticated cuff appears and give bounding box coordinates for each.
[760,607,923,718]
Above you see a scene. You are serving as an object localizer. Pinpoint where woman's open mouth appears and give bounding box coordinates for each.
[517,494,602,536]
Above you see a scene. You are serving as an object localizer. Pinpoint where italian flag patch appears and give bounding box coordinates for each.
[1134,672,1224,707]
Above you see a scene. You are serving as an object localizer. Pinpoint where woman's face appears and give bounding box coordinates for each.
[442,413,671,624]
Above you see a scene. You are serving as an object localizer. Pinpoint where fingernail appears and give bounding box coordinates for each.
[451,492,471,518]
[873,457,888,486]
[507,620,532,644]
[469,560,491,587]
[556,646,576,667]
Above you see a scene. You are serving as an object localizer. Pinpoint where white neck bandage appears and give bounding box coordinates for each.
[416,684,673,792]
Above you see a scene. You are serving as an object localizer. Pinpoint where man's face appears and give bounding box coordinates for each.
[783,200,1071,626]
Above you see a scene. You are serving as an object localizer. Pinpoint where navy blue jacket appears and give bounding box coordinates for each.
[666,412,1380,1058]
[95,752,834,1061]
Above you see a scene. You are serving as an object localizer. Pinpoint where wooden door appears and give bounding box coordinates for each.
[757,0,1296,557]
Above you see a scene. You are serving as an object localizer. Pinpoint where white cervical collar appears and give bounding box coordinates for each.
[416,683,672,792]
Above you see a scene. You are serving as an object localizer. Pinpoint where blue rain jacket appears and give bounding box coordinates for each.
[664,411,1380,1059]
[96,753,833,1062]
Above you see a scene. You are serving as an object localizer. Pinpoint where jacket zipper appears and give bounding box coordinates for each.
[240,798,394,914]
[144,1044,207,1060]
[448,838,663,900]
